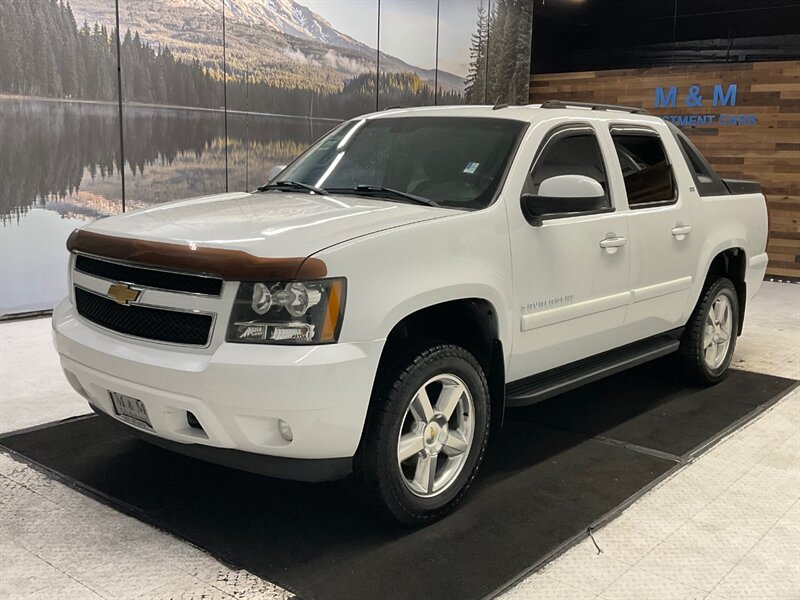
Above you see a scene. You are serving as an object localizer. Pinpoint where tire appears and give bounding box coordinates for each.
[679,277,739,385]
[355,342,491,526]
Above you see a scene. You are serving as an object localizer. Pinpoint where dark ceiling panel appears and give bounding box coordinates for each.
[531,0,800,73]
[675,1,800,41]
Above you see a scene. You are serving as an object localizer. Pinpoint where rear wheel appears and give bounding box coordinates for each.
[355,342,490,525]
[679,277,739,385]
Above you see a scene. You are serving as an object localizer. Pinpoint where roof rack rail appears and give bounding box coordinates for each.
[540,100,649,115]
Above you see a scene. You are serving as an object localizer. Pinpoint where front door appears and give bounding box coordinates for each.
[506,121,631,382]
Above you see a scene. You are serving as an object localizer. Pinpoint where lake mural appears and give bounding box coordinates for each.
[0,0,532,316]
[0,98,335,314]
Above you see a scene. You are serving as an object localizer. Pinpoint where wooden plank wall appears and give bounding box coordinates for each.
[530,61,800,280]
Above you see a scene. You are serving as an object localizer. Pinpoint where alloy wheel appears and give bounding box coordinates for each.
[396,373,475,498]
[702,294,733,369]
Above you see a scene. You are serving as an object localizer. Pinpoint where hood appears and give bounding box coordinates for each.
[85,191,451,258]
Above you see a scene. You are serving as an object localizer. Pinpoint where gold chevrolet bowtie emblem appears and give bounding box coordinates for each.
[107,283,141,305]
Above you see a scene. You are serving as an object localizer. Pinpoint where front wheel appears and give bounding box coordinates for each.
[355,343,490,525]
[679,277,739,385]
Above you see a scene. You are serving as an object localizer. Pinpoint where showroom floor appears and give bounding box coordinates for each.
[0,282,798,600]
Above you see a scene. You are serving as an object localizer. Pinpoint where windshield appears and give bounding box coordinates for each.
[276,116,526,210]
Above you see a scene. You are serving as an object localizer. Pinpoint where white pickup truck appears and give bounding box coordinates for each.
[53,101,769,524]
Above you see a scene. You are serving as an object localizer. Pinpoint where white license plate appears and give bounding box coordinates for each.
[110,391,153,431]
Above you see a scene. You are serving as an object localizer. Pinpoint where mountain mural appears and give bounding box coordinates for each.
[0,0,465,119]
[0,0,533,317]
[222,0,368,51]
[68,0,465,93]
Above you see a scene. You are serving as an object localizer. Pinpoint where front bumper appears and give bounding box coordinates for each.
[52,299,384,477]
[90,406,352,481]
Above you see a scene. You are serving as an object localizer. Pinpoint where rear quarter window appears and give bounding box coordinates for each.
[667,123,730,197]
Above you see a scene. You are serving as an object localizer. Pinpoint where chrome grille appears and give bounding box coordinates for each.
[74,255,222,296]
[71,254,223,348]
[74,287,213,346]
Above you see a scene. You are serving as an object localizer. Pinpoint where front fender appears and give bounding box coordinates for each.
[312,205,515,365]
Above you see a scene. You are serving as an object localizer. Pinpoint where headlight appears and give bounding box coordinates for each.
[226,278,346,344]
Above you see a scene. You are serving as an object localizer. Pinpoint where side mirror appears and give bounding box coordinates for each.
[266,165,286,183]
[521,175,606,226]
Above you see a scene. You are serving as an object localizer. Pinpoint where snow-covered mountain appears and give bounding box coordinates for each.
[222,0,369,52]
[71,0,465,92]
[221,0,463,88]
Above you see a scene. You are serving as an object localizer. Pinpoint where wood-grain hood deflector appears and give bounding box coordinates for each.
[66,229,327,281]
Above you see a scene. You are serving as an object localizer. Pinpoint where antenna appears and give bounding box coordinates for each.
[492,96,508,110]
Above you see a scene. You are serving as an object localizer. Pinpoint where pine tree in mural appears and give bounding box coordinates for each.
[0,0,116,101]
[510,0,534,104]
[0,0,222,108]
[464,3,489,104]
[465,0,533,105]
[1,0,464,118]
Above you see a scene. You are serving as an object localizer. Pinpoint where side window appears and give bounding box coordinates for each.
[528,128,611,210]
[677,136,711,181]
[671,128,729,196]
[611,130,677,208]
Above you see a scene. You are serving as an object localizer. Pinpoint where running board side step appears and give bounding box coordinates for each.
[505,334,681,408]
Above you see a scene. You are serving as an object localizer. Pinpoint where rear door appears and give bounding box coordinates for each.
[608,125,697,339]
[506,120,631,382]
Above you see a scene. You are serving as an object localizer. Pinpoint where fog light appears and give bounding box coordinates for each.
[278,419,293,442]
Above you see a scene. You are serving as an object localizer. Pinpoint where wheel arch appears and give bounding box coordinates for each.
[702,247,747,335]
[378,298,507,430]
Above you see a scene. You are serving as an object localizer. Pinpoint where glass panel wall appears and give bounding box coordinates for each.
[118,0,227,209]
[1,0,532,316]
[438,0,487,105]
[485,0,533,105]
[0,0,123,314]
[224,1,372,190]
[377,0,438,110]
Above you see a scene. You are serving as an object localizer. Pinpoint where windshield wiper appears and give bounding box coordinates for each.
[327,185,440,208]
[258,180,328,195]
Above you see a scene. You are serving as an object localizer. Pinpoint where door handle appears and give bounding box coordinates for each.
[671,225,693,240]
[599,236,627,254]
